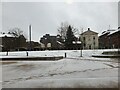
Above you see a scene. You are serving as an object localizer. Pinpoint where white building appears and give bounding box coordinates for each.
[80,28,98,49]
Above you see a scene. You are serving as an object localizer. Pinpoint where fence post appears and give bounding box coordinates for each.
[65,53,67,58]
[6,51,8,56]
[26,51,28,56]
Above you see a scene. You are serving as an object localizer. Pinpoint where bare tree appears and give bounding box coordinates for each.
[57,22,68,40]
[8,27,27,39]
[8,27,23,37]
[57,22,79,40]
[8,27,27,50]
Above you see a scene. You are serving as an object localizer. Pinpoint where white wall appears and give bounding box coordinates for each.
[81,33,98,49]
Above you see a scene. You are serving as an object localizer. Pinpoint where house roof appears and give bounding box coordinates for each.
[108,29,119,36]
[81,28,98,35]
[99,29,119,36]
[0,33,14,37]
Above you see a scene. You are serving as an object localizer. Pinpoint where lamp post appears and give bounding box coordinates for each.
[77,41,82,57]
[118,27,120,54]
[72,41,82,57]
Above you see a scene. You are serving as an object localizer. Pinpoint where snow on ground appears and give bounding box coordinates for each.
[0,49,118,58]
[0,49,119,88]
[0,62,2,89]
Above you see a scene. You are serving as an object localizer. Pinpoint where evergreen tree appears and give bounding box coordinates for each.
[65,25,75,48]
[57,22,79,40]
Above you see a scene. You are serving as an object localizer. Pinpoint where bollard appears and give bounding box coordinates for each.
[6,51,8,56]
[80,49,82,57]
[65,53,67,58]
[26,51,28,56]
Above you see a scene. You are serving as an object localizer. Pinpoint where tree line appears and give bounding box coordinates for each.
[2,22,81,50]
[57,22,81,49]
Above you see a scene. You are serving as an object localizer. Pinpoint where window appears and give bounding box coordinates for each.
[84,43,86,47]
[93,36,95,40]
[83,37,85,41]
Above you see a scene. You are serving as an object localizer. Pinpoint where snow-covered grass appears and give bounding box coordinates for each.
[0,49,118,58]
[0,49,119,88]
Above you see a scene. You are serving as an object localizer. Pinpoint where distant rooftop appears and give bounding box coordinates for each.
[81,28,98,35]
[0,33,14,37]
[100,28,119,36]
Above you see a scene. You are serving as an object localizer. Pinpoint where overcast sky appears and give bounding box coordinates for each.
[2,1,118,42]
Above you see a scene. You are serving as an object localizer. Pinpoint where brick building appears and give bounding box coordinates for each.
[26,41,41,51]
[99,28,120,49]
[0,33,27,51]
[0,33,16,51]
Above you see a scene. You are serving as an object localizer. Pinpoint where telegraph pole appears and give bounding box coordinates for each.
[118,27,120,54]
[29,24,32,51]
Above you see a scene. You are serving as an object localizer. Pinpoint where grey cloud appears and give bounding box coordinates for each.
[2,2,118,41]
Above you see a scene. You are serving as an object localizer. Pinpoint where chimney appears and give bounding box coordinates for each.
[88,28,90,31]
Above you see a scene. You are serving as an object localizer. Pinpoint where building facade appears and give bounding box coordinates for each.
[99,28,120,49]
[80,28,98,49]
[0,33,27,51]
[0,33,16,51]
[26,41,41,51]
[40,34,64,50]
[99,32,109,49]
